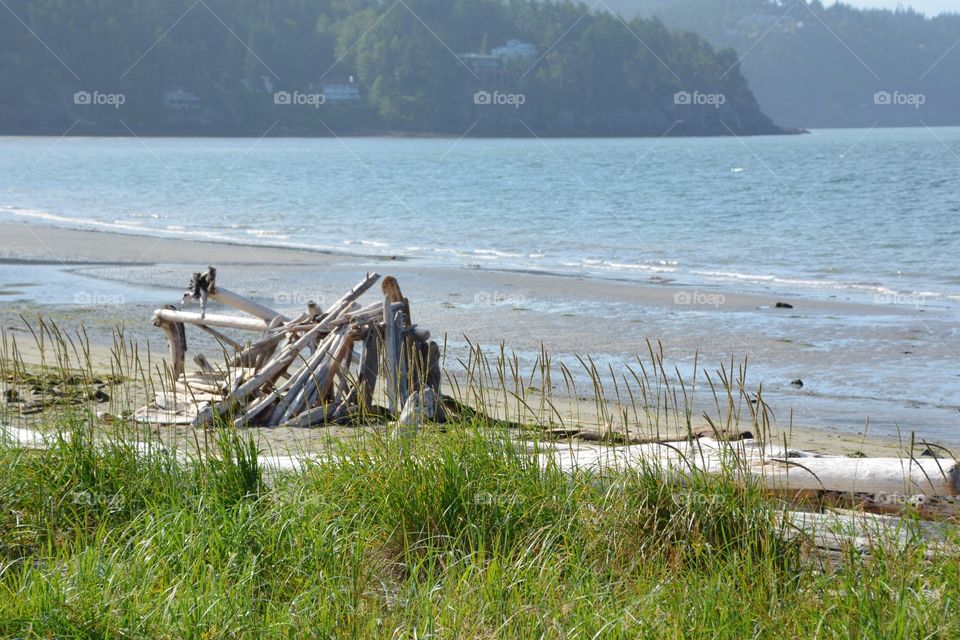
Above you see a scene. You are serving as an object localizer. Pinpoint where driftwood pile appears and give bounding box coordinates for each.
[149,268,441,428]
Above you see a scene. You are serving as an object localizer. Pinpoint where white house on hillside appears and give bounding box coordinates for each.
[163,89,202,111]
[491,39,537,62]
[321,76,361,102]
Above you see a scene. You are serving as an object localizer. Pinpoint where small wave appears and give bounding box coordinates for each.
[692,269,954,302]
[472,248,525,258]
[579,259,678,274]
[245,228,290,240]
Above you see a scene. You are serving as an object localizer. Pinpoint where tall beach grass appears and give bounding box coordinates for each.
[0,317,957,638]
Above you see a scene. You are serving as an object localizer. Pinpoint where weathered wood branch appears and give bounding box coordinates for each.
[154,309,270,333]
[208,287,288,322]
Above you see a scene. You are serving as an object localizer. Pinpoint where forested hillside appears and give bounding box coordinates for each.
[0,0,789,136]
[605,0,960,128]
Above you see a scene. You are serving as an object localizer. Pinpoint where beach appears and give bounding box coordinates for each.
[2,220,953,456]
[5,5,960,634]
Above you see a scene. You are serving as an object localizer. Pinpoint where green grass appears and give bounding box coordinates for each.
[1,319,957,637]
[1,417,958,639]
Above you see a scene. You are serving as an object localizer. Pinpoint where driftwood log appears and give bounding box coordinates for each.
[544,437,960,499]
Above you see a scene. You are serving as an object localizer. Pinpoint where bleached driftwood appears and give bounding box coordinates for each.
[181,266,288,322]
[781,508,958,559]
[148,269,448,430]
[383,298,405,413]
[543,437,960,498]
[153,305,186,378]
[154,309,270,333]
[209,287,287,322]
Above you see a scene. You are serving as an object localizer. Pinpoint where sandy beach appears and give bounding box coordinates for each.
[0,221,352,266]
[3,221,954,457]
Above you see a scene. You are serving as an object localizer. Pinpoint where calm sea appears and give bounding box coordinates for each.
[1,128,959,307]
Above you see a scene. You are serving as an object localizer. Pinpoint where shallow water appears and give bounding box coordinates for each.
[1,128,959,307]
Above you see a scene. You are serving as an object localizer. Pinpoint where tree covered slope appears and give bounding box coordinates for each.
[0,0,789,136]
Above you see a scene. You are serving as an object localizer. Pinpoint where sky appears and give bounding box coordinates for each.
[830,0,959,14]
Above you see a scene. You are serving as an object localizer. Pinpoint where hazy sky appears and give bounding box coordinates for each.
[831,0,959,15]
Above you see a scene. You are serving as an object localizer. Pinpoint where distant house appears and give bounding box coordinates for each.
[320,76,361,103]
[163,89,202,111]
[458,40,536,83]
[491,39,537,62]
[458,53,508,83]
[459,54,501,75]
[241,75,276,94]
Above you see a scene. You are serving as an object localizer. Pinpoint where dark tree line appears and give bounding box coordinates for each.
[0,0,786,135]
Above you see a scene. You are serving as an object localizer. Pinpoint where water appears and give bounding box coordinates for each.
[1,129,959,442]
[1,129,959,307]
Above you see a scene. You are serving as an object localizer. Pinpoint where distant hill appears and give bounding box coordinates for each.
[0,0,790,137]
[603,0,960,128]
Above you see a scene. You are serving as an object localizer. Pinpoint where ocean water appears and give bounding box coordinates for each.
[1,128,959,307]
[1,129,958,442]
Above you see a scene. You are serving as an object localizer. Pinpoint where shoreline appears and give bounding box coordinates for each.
[2,220,958,450]
[0,221,395,266]
[0,221,937,316]
[0,127,803,139]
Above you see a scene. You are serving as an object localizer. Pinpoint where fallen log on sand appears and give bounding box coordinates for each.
[544,437,960,499]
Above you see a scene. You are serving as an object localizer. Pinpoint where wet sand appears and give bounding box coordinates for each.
[0,221,927,315]
[0,221,351,266]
